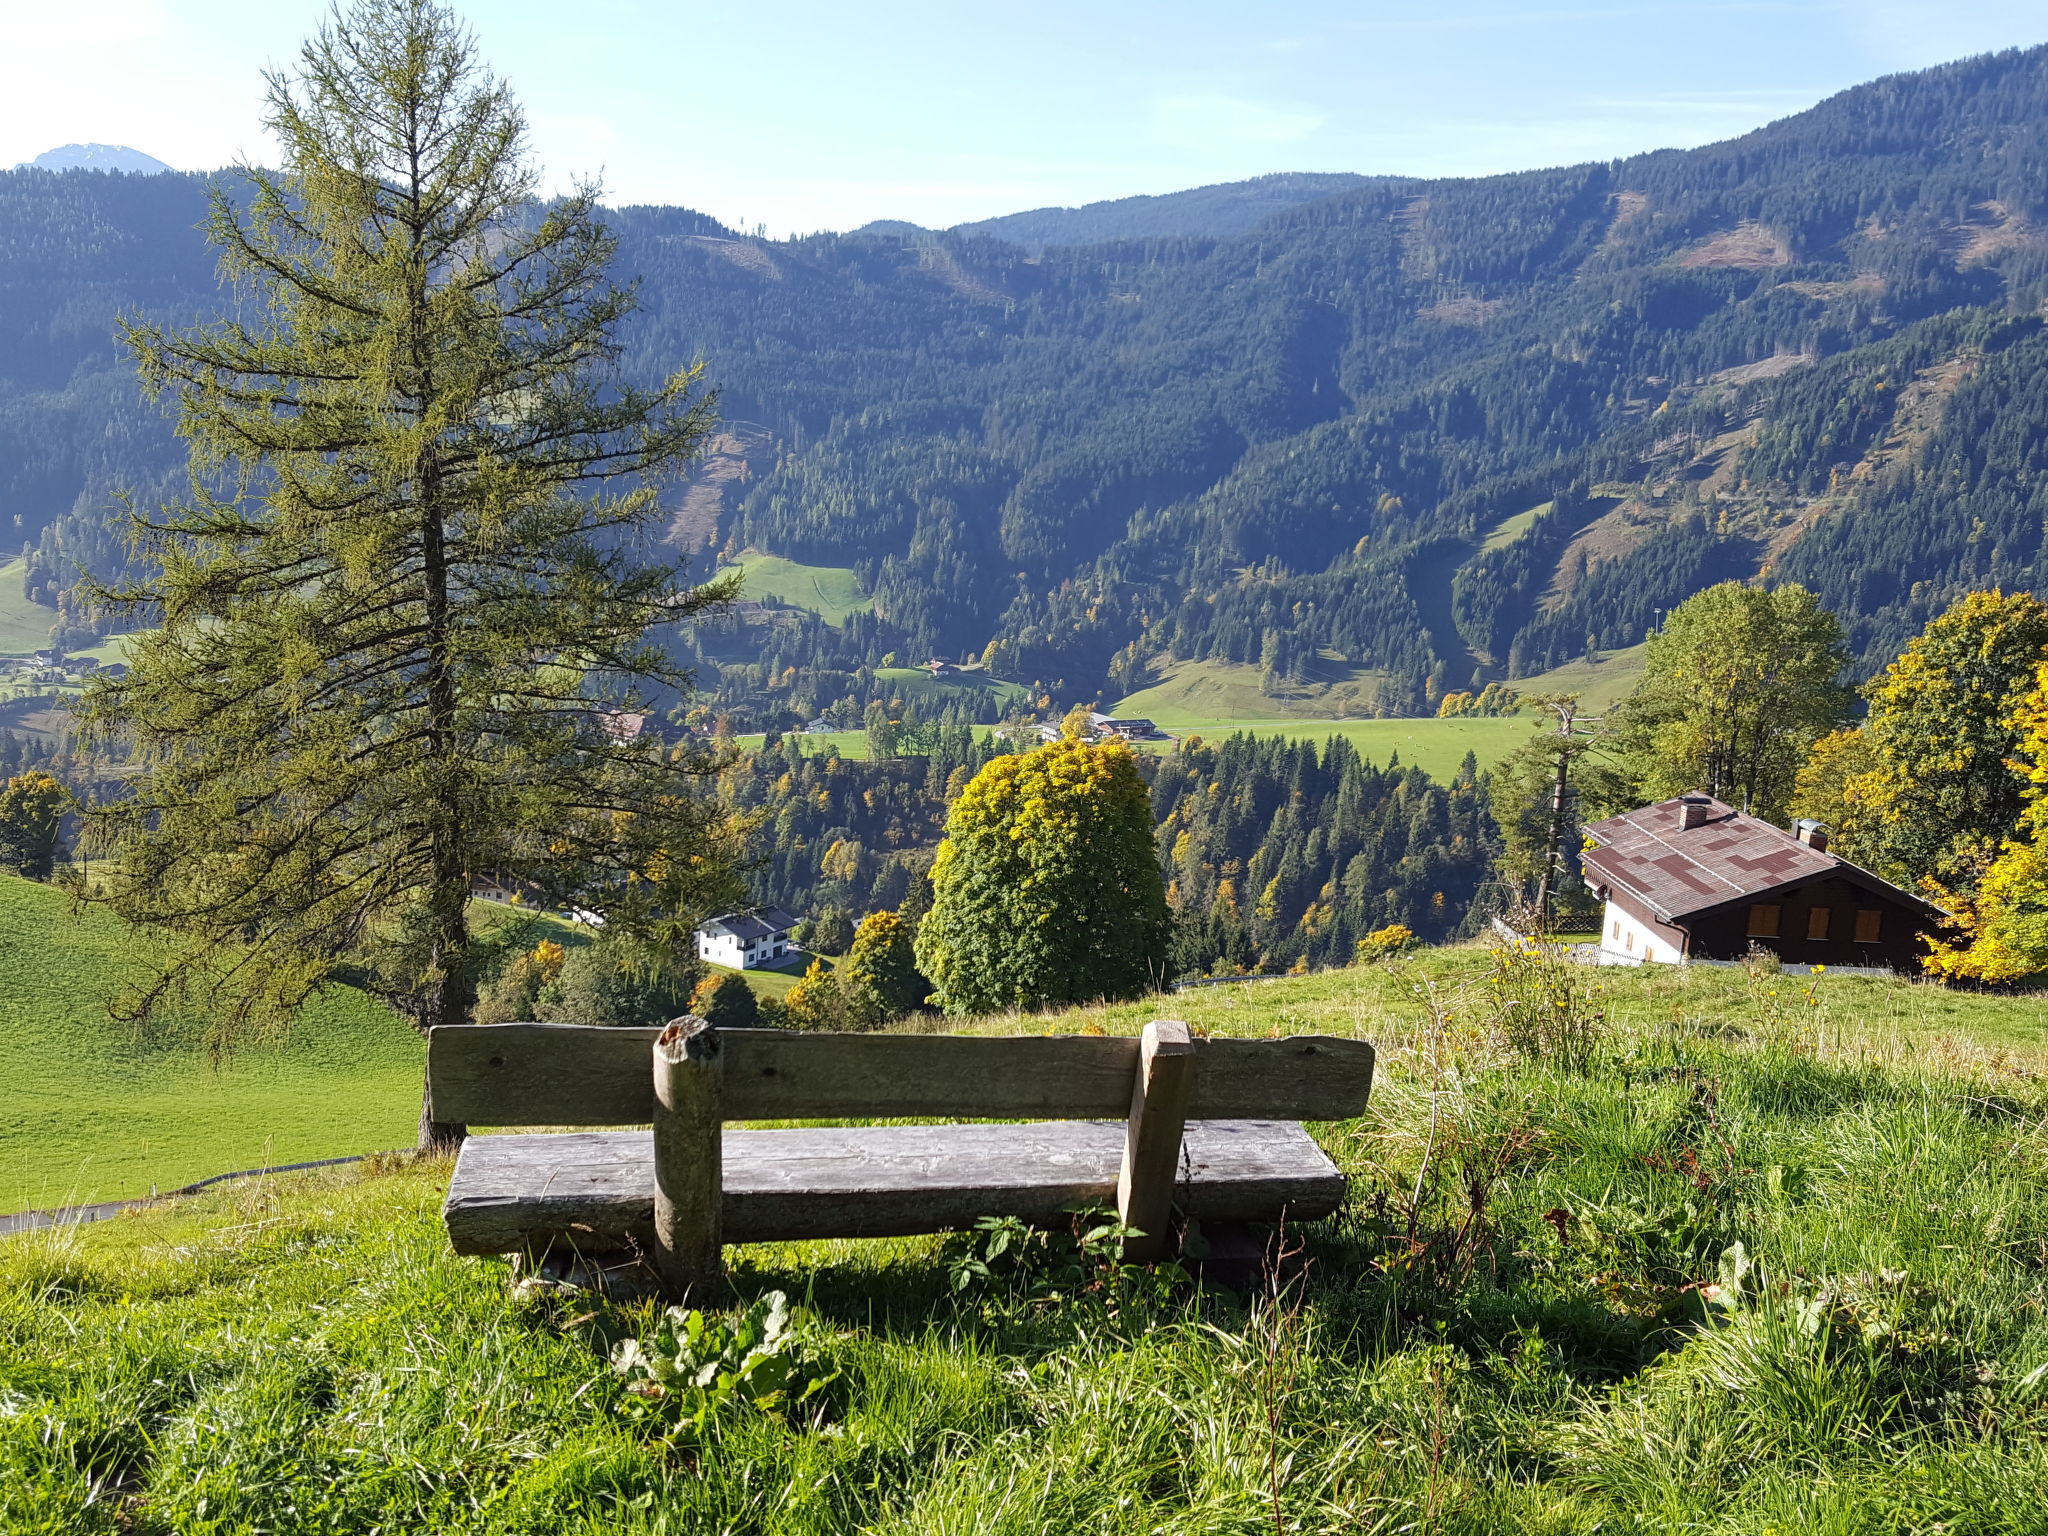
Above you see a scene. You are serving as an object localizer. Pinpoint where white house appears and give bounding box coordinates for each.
[695,907,798,970]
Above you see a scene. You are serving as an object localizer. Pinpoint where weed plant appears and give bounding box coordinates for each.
[4,956,2048,1532]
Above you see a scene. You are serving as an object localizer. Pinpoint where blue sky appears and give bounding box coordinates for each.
[4,1,2045,234]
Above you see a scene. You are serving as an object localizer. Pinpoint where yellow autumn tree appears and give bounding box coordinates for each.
[1925,660,2048,982]
[914,737,1172,1014]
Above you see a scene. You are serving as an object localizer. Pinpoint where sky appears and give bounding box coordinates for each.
[3,0,2046,236]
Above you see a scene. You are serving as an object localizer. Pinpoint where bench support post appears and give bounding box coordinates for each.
[1117,1019,1194,1263]
[652,1017,724,1299]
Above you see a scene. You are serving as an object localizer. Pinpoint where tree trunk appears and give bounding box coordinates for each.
[419,1062,466,1153]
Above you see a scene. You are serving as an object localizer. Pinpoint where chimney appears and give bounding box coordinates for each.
[1794,819,1830,852]
[1679,797,1710,830]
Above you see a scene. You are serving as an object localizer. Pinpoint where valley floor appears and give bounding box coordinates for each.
[6,952,2048,1532]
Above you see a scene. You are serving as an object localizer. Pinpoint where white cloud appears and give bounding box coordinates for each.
[1148,94,1322,153]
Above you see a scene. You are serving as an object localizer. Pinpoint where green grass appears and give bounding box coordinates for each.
[7,951,2048,1531]
[0,558,56,655]
[0,874,424,1208]
[1116,654,1387,721]
[701,953,815,1001]
[873,665,1029,707]
[1481,499,1551,552]
[1515,640,1650,713]
[722,552,871,625]
[1160,715,1541,781]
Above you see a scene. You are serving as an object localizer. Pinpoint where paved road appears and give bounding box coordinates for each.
[0,1153,389,1238]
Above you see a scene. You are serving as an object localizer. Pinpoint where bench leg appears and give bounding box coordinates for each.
[1117,1019,1194,1263]
[652,1017,724,1299]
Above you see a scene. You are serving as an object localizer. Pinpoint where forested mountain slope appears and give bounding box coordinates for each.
[9,44,2048,713]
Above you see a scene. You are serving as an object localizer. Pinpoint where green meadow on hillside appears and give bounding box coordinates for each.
[0,875,424,1208]
[5,952,2048,1532]
[0,558,56,655]
[1115,654,1388,721]
[1515,641,1651,714]
[723,553,871,625]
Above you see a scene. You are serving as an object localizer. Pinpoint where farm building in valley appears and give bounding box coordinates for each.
[1580,795,1946,972]
[695,907,798,970]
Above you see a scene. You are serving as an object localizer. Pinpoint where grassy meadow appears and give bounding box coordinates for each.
[0,875,425,1208]
[722,553,872,626]
[0,557,57,655]
[6,949,2048,1532]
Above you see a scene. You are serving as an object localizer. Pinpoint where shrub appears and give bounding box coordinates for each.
[841,910,927,1027]
[688,971,760,1029]
[1482,936,1605,1072]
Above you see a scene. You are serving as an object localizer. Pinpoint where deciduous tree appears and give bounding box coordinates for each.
[841,909,926,1026]
[0,771,65,879]
[915,737,1171,1014]
[75,0,740,1147]
[1612,582,1850,823]
[1828,590,2048,887]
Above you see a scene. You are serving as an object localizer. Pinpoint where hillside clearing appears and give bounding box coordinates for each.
[5,952,2047,1532]
[722,553,871,625]
[0,558,55,655]
[1513,640,1650,713]
[1116,655,1388,721]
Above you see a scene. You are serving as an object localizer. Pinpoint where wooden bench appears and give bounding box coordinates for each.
[428,1017,1375,1295]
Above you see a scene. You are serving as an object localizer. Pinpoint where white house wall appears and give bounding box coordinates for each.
[1599,899,1686,966]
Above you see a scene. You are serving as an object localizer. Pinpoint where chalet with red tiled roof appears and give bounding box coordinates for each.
[1579,795,1947,972]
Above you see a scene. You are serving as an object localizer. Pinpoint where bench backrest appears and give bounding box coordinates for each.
[427,1021,1376,1126]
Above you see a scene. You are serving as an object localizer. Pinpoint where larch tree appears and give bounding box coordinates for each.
[75,0,742,1148]
[915,737,1172,1015]
[1611,582,1850,824]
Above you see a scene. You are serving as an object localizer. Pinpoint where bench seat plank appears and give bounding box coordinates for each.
[427,1024,1376,1128]
[444,1120,1346,1256]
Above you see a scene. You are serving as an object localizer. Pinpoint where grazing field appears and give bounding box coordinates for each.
[722,552,871,625]
[1116,654,1387,721]
[0,875,425,1208]
[1156,715,1542,780]
[744,717,1541,781]
[1515,640,1651,713]
[0,558,56,655]
[6,952,2047,1532]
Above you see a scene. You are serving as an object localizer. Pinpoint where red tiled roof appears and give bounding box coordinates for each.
[1580,795,1934,921]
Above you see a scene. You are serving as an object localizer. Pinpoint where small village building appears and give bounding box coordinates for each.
[1580,795,1946,972]
[599,710,652,746]
[923,658,961,677]
[1088,712,1159,740]
[695,907,798,970]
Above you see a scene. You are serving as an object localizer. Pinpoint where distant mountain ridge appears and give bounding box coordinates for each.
[17,144,174,175]
[941,172,1382,250]
[10,46,2048,718]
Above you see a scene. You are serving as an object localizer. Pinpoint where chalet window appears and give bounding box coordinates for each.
[1854,908,1882,943]
[1747,904,1781,938]
[1807,906,1832,941]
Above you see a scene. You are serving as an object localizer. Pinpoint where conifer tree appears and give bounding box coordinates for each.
[75,0,740,1147]
[916,737,1171,1014]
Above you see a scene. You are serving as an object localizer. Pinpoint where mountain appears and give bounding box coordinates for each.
[946,172,1380,250]
[9,46,2048,724]
[17,144,174,175]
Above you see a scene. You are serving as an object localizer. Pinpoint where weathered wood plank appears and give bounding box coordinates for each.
[1117,1021,1193,1262]
[651,1019,723,1297]
[443,1120,1346,1256]
[428,1023,1375,1126]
